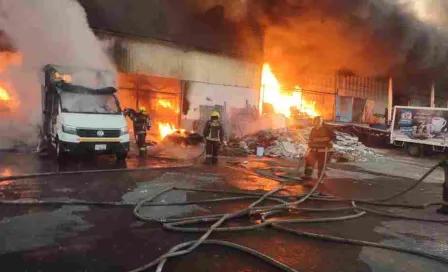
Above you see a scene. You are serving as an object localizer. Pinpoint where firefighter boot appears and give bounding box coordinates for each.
[302,166,313,181]
[138,146,147,157]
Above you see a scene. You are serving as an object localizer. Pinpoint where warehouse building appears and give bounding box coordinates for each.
[79,0,445,140]
[79,0,262,139]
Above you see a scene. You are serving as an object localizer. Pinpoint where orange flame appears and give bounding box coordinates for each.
[55,72,72,82]
[1,168,12,177]
[158,99,179,114]
[158,122,176,139]
[0,86,10,101]
[261,63,318,118]
[158,122,187,140]
[158,99,173,109]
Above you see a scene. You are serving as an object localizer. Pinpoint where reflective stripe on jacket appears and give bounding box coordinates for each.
[203,120,224,142]
[308,125,334,149]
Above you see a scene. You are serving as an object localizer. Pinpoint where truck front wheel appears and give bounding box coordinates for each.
[406,143,424,157]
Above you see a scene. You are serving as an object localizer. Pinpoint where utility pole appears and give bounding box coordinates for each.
[388,78,393,124]
[430,82,435,108]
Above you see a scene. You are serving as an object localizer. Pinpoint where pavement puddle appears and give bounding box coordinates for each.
[359,220,448,272]
[122,172,222,220]
[0,206,92,254]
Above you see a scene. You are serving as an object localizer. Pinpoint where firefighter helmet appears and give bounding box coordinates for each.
[211,110,220,118]
[139,106,147,113]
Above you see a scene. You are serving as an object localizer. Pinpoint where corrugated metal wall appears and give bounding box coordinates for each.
[123,39,260,88]
[337,76,388,115]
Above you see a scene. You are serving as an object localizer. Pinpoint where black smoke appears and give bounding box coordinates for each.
[79,0,448,95]
[192,0,448,96]
[78,0,262,60]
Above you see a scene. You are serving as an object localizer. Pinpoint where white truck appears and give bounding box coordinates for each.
[390,106,448,157]
[40,64,130,161]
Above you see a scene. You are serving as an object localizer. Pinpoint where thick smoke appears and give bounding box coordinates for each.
[0,0,113,149]
[188,0,448,85]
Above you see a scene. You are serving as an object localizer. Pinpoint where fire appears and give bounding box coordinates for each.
[261,63,318,118]
[158,99,173,109]
[158,122,177,139]
[1,168,12,177]
[54,72,72,82]
[158,99,179,114]
[0,87,10,101]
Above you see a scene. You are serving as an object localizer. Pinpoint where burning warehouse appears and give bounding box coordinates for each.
[75,0,390,143]
[74,0,263,144]
[1,1,448,270]
[1,0,448,149]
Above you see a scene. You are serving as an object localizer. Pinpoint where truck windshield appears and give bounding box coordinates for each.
[60,92,120,114]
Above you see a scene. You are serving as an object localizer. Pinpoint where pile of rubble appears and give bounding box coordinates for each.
[332,131,380,162]
[229,127,381,162]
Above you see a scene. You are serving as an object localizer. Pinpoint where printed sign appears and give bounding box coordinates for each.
[393,107,448,144]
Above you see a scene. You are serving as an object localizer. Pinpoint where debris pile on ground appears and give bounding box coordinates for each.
[226,127,381,162]
[332,131,380,162]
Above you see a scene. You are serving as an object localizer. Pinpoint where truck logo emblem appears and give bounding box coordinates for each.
[97,130,105,137]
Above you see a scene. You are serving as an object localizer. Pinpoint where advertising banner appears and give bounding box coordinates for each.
[393,107,448,145]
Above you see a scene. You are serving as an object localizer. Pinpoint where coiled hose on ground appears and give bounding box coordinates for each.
[129,151,448,272]
[0,151,447,271]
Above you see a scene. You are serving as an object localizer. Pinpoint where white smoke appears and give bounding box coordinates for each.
[0,0,114,149]
[395,0,448,27]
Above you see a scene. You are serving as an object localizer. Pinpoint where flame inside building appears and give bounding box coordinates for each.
[156,100,182,139]
[260,63,318,118]
[0,83,19,112]
[0,86,10,101]
[158,99,173,109]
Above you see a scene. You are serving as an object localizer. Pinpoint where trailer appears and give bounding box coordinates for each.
[390,106,448,157]
[326,122,390,148]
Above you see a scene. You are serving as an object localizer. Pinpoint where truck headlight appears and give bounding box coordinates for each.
[62,125,77,135]
[120,126,129,136]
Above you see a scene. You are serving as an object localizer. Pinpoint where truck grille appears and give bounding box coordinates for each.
[77,129,120,138]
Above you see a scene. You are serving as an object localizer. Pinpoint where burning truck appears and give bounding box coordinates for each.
[39,65,130,160]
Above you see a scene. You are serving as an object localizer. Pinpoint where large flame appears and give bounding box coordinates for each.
[0,86,10,101]
[261,63,318,118]
[158,99,179,114]
[158,122,177,139]
[158,99,173,109]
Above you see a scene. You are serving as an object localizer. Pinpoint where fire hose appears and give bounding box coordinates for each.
[1,151,448,271]
[128,151,448,271]
[0,164,194,183]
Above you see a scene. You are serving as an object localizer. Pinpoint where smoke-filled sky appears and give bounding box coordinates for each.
[77,0,448,85]
[0,0,113,147]
[184,0,448,91]
[3,0,448,94]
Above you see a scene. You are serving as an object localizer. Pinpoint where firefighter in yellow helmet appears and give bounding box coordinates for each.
[124,106,151,156]
[203,110,225,165]
[303,116,335,180]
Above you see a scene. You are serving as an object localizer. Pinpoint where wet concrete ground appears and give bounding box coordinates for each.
[0,150,447,272]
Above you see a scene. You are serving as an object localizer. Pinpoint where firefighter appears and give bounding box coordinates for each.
[124,107,151,156]
[303,116,335,180]
[203,110,225,165]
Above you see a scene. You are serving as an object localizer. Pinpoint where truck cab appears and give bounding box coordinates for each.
[41,65,130,160]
